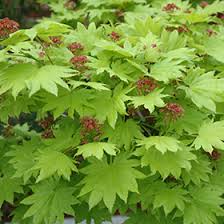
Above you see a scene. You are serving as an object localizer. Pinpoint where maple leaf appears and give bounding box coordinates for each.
[76,142,117,159]
[182,154,212,185]
[0,63,75,98]
[69,80,109,91]
[31,149,77,182]
[79,153,145,211]
[130,89,168,113]
[21,179,78,224]
[149,59,185,83]
[180,68,224,112]
[193,120,224,152]
[183,186,224,224]
[0,177,23,207]
[41,88,94,118]
[134,147,196,179]
[167,104,207,134]
[137,136,182,154]
[103,119,143,150]
[6,138,43,183]
[205,37,224,63]
[153,186,188,215]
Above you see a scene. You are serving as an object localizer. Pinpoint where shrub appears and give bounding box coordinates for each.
[1,0,224,223]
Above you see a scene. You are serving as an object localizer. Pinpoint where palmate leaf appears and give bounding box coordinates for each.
[149,59,185,83]
[6,138,43,183]
[31,149,77,182]
[69,80,109,91]
[180,68,224,112]
[0,177,23,207]
[76,142,117,159]
[22,179,78,224]
[183,186,224,224]
[79,153,145,211]
[0,63,75,98]
[103,119,143,150]
[134,147,196,179]
[193,120,224,152]
[182,154,212,185]
[137,136,182,154]
[130,89,168,113]
[204,37,224,64]
[41,88,94,118]
[0,94,35,123]
[153,186,188,215]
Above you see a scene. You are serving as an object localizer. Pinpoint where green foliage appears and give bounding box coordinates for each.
[1,0,224,223]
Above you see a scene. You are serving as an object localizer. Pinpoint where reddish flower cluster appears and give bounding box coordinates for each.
[39,116,54,139]
[39,116,54,130]
[0,17,19,39]
[200,1,209,8]
[70,55,88,70]
[177,25,189,33]
[136,77,157,95]
[163,3,180,12]
[217,13,224,20]
[207,29,217,37]
[210,149,221,160]
[41,129,54,139]
[49,36,62,45]
[80,117,102,144]
[68,42,84,54]
[110,31,120,41]
[161,103,184,121]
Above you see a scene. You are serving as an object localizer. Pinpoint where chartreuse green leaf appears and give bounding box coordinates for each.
[205,37,224,63]
[137,136,182,154]
[22,179,78,224]
[0,63,75,98]
[69,80,109,91]
[31,149,77,182]
[182,154,212,185]
[42,88,94,118]
[130,89,168,113]
[76,142,117,159]
[103,119,143,150]
[134,147,196,179]
[180,68,224,112]
[149,59,185,83]
[183,186,224,224]
[0,177,23,207]
[153,186,188,215]
[193,120,224,152]
[79,153,145,211]
[6,138,43,183]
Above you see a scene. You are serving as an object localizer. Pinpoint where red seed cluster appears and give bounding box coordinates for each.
[70,55,88,70]
[136,77,157,95]
[110,31,120,41]
[80,117,102,144]
[163,3,180,12]
[68,42,84,54]
[0,17,19,38]
[49,36,62,45]
[200,1,209,8]
[161,103,184,120]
